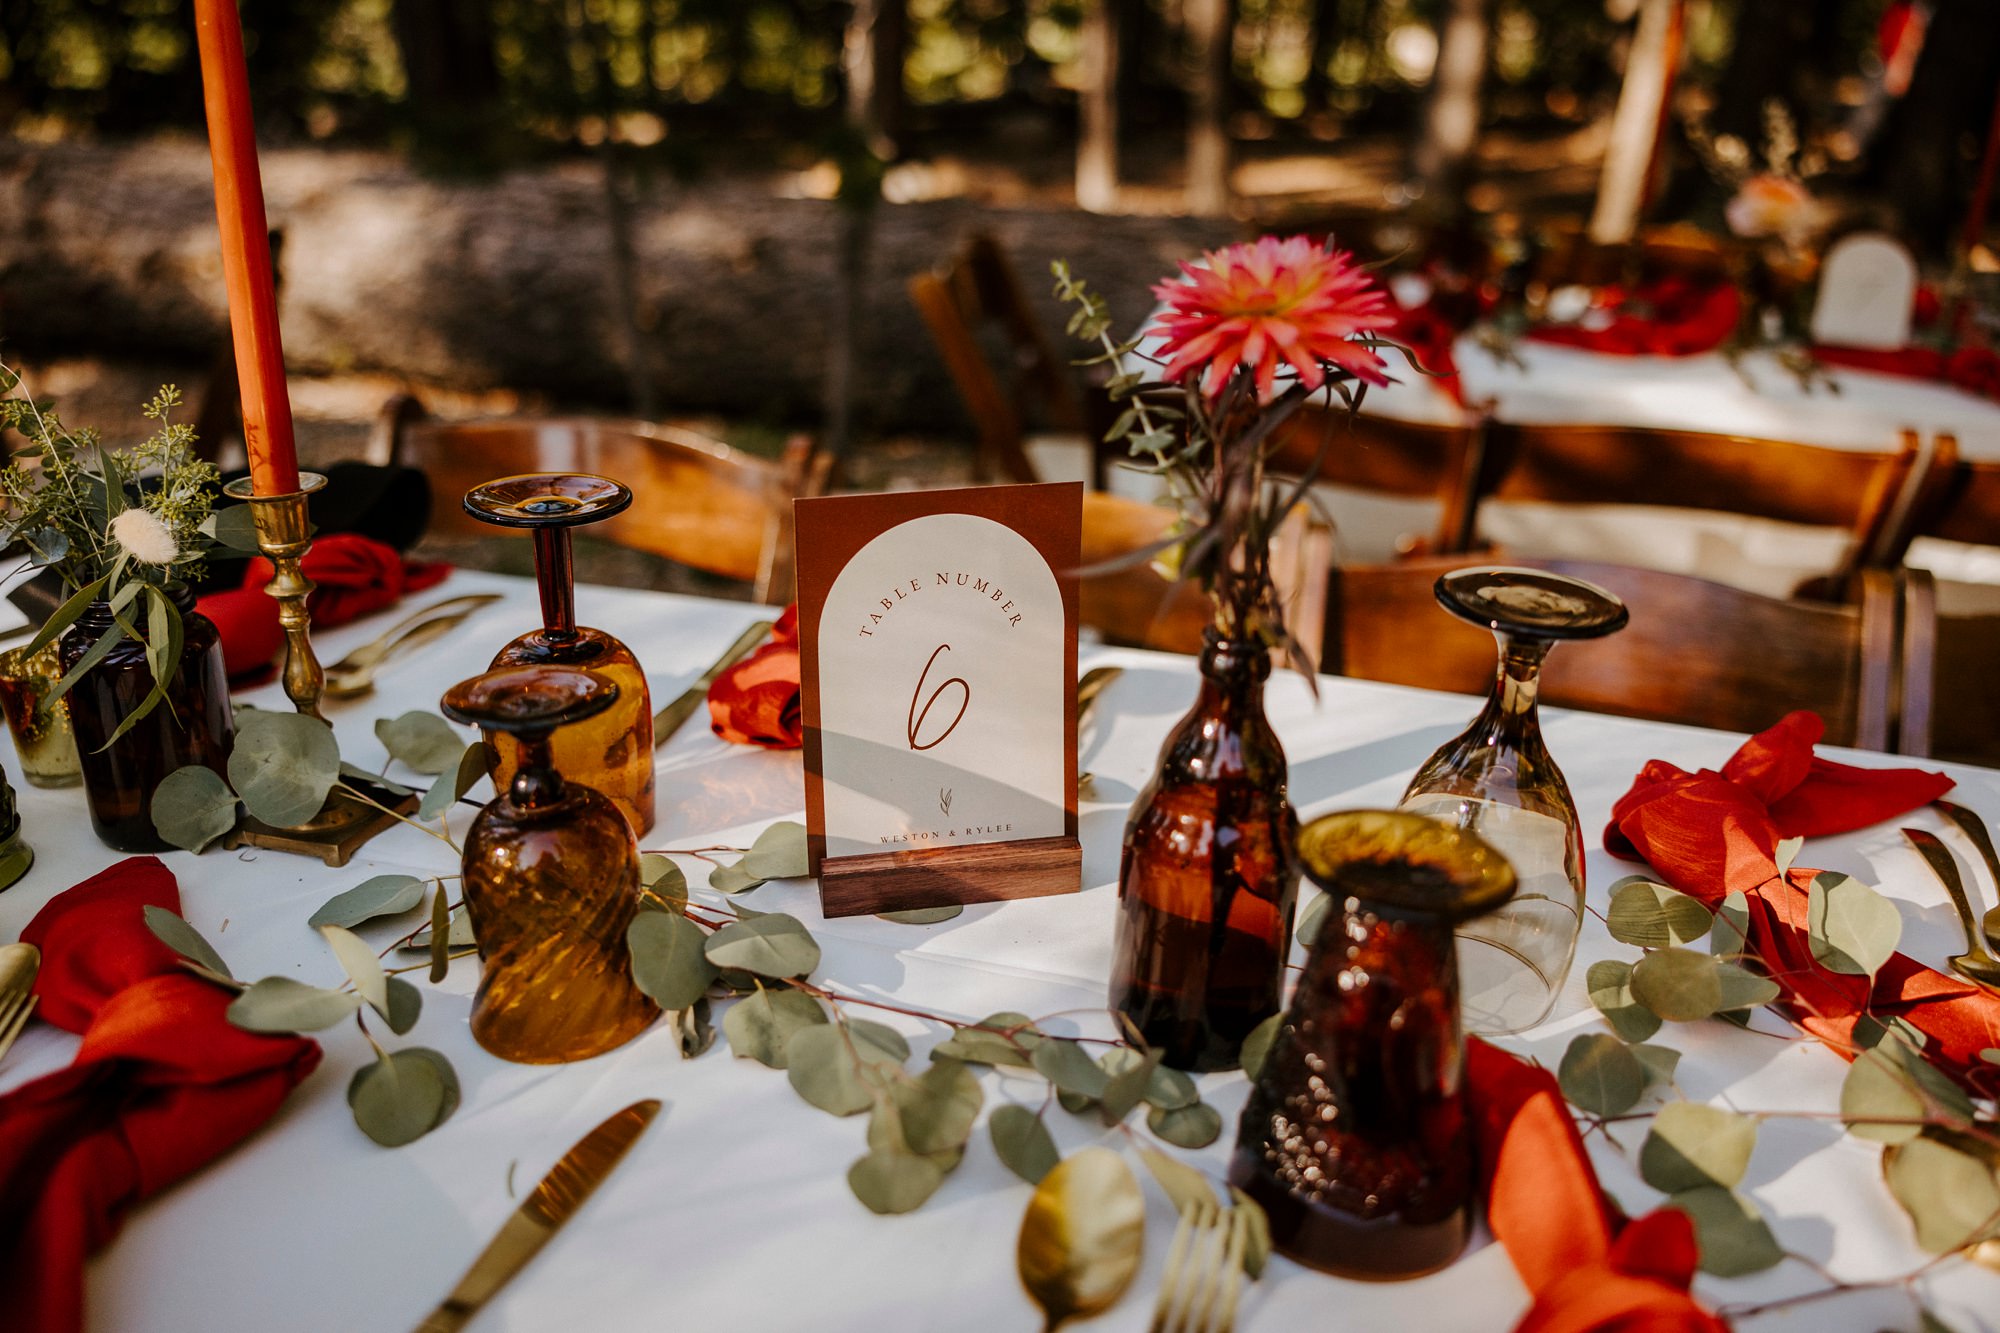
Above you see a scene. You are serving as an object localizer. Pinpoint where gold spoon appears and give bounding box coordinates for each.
[1902,828,2000,992]
[322,594,503,699]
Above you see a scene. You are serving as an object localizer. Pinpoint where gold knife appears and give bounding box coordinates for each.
[412,1099,661,1333]
[653,619,776,747]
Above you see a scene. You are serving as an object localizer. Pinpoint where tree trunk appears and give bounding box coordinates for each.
[1185,0,1232,218]
[1589,0,1683,245]
[1077,0,1120,213]
[1408,0,1492,215]
[844,0,906,160]
[1874,0,2000,257]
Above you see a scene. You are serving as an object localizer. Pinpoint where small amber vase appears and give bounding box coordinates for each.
[1230,810,1515,1280]
[0,759,33,891]
[442,665,660,1064]
[1109,632,1301,1071]
[464,474,655,837]
[60,587,235,853]
[1399,567,1628,1034]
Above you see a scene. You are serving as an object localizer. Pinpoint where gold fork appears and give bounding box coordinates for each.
[0,941,41,1067]
[1149,1200,1247,1333]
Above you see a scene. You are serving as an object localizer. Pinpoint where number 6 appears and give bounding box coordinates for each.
[907,644,969,751]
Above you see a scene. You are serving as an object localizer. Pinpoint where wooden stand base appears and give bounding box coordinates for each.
[818,835,1082,918]
[222,774,420,868]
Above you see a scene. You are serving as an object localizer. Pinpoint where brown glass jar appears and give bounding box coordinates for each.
[1229,810,1515,1280]
[60,587,235,853]
[1109,633,1301,1071]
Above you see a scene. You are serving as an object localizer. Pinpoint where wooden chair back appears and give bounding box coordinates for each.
[1473,421,1931,594]
[1896,567,2000,766]
[1264,406,1492,554]
[1325,556,1898,749]
[381,405,823,604]
[1904,433,2000,549]
[1079,492,1331,657]
[909,232,1096,484]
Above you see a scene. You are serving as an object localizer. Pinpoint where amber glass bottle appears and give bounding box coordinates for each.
[1230,810,1515,1280]
[60,588,235,853]
[464,474,656,836]
[442,665,659,1064]
[1109,633,1300,1071]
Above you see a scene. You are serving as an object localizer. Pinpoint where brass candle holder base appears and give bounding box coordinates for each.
[220,473,417,865]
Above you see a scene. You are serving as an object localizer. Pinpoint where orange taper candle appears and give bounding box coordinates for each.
[192,0,299,496]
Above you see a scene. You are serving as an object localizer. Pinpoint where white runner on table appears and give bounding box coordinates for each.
[0,570,1995,1332]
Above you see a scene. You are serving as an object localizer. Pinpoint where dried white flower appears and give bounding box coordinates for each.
[109,507,179,565]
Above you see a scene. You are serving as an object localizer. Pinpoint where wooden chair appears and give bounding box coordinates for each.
[908,232,1109,485]
[1903,433,2000,549]
[1896,567,2000,765]
[1263,405,1493,555]
[1079,492,1331,658]
[1324,556,1898,749]
[379,400,825,605]
[1467,421,1934,598]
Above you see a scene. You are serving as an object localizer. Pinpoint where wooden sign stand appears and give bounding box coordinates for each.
[796,483,1082,918]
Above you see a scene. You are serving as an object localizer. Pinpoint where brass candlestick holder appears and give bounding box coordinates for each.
[219,472,420,866]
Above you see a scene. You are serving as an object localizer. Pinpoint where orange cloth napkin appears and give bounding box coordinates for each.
[0,858,321,1333]
[1606,710,2000,1095]
[707,605,803,749]
[1470,1039,1724,1333]
[197,531,450,678]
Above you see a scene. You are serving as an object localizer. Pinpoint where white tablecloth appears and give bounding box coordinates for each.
[1,570,1996,1332]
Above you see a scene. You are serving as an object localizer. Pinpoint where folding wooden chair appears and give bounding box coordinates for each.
[1896,566,2000,766]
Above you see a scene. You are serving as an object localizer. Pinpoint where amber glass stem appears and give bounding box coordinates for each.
[1477,634,1549,738]
[508,734,564,809]
[533,526,577,642]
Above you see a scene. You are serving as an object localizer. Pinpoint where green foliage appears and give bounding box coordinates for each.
[375,712,469,775]
[229,712,343,828]
[1665,1184,1784,1276]
[348,1048,461,1148]
[1606,877,1714,948]
[991,1105,1060,1185]
[309,875,428,930]
[143,904,233,980]
[628,910,719,1010]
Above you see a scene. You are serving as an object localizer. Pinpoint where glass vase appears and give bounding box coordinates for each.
[1398,567,1627,1034]
[442,663,659,1064]
[1229,809,1515,1280]
[463,474,655,837]
[0,759,33,891]
[1109,632,1301,1071]
[0,639,81,788]
[59,588,235,854]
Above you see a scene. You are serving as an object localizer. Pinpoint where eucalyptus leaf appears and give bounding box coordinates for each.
[1841,1045,1930,1143]
[1143,1063,1198,1112]
[708,861,765,895]
[671,997,717,1059]
[309,875,426,929]
[143,904,233,979]
[1586,959,1662,1042]
[1240,1013,1282,1081]
[702,912,820,979]
[1665,1185,1784,1276]
[847,1143,947,1215]
[1146,1101,1222,1148]
[721,986,827,1067]
[1883,1136,2000,1254]
[429,889,454,983]
[22,573,107,660]
[1711,890,1752,957]
[348,1048,450,1147]
[992,1104,1062,1185]
[785,1021,907,1116]
[1629,948,1778,1022]
[417,743,490,821]
[1774,836,1803,878]
[1229,1188,1274,1279]
[1806,871,1902,978]
[150,764,239,852]
[320,924,389,1016]
[1033,1039,1110,1100]
[228,975,363,1032]
[628,910,718,1010]
[1557,1033,1647,1118]
[1640,1102,1758,1193]
[1631,1043,1683,1090]
[933,1013,1040,1068]
[1057,1089,1097,1115]
[639,854,688,906]
[742,820,809,880]
[1098,1047,1162,1126]
[875,905,964,924]
[201,504,263,553]
[1137,1146,1216,1213]
[1296,892,1329,948]
[375,711,466,775]
[382,977,423,1036]
[1016,1148,1145,1331]
[1606,878,1714,949]
[895,1058,984,1155]
[229,710,340,827]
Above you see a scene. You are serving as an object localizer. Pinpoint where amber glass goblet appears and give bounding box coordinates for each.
[441,665,659,1064]
[1230,810,1514,1280]
[1398,567,1628,1035]
[464,473,655,836]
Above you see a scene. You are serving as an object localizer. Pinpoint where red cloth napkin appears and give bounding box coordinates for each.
[707,605,803,749]
[0,858,321,1333]
[197,532,450,678]
[1470,1039,1722,1333]
[1811,342,2000,403]
[1606,710,2000,1095]
[1529,277,1741,358]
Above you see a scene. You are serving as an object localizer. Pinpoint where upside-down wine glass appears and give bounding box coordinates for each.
[1397,566,1628,1035]
[463,473,655,836]
[441,665,659,1063]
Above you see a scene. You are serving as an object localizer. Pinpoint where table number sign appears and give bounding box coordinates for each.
[796,482,1082,917]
